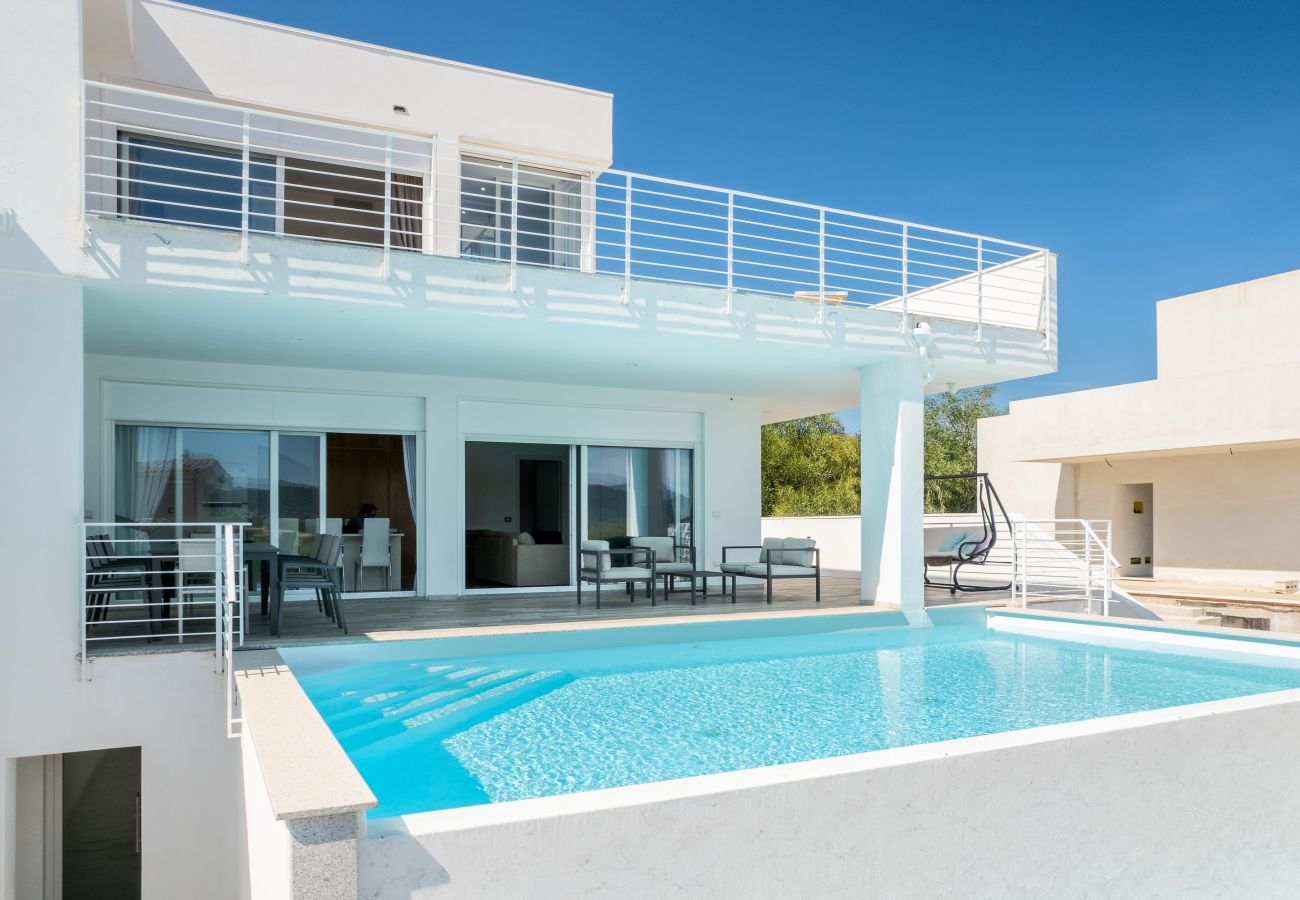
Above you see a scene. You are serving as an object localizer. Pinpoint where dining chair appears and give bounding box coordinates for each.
[178,539,219,642]
[356,517,392,591]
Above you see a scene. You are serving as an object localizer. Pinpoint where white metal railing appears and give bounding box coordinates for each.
[1011,519,1117,616]
[81,80,1055,339]
[81,522,246,677]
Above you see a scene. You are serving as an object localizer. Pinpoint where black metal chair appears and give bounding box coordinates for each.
[578,541,655,609]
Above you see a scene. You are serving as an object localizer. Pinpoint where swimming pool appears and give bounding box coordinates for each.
[281,609,1300,819]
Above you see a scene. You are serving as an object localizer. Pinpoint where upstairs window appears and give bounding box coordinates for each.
[120,134,276,233]
[460,157,582,269]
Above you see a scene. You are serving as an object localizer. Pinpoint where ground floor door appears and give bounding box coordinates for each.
[1115,482,1154,577]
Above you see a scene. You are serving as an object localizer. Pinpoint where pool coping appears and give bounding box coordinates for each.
[235,649,379,820]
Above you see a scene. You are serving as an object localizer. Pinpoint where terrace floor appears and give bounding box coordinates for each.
[94,573,1011,654]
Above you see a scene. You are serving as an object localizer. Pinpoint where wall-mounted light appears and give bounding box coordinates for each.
[392,104,409,115]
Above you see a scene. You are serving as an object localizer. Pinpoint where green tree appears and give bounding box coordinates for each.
[760,388,1004,517]
[760,414,860,516]
[923,386,1004,513]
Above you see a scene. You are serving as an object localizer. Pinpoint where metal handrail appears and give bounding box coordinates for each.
[81,79,1055,337]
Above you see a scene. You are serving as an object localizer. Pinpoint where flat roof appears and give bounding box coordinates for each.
[146,0,614,99]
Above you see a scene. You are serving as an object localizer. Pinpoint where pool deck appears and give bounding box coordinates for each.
[97,574,1008,653]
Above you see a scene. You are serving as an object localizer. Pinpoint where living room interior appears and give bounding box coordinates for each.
[464,441,572,590]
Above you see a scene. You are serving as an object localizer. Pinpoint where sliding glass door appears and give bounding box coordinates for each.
[278,433,323,555]
[178,429,271,538]
[584,446,694,546]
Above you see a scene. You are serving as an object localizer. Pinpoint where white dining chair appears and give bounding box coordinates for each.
[356,517,392,591]
[178,539,218,642]
[323,517,343,536]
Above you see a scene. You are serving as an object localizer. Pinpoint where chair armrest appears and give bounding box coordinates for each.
[722,545,762,563]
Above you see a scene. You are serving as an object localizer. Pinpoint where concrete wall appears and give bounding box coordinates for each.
[356,685,1300,898]
[761,516,861,573]
[84,354,764,597]
[1157,267,1300,379]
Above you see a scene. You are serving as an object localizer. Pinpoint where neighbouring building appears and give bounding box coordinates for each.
[0,0,1056,895]
[981,267,1300,588]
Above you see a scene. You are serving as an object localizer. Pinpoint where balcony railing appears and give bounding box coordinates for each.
[82,80,1054,340]
[81,522,245,675]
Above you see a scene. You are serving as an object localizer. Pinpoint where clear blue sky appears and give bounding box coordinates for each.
[192,0,1300,409]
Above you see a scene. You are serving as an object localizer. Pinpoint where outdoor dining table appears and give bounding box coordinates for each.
[242,542,284,636]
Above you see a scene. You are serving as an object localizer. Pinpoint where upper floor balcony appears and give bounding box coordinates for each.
[81,80,1055,351]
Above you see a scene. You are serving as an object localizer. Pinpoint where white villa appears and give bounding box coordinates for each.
[982,267,1300,622]
[0,0,1060,896]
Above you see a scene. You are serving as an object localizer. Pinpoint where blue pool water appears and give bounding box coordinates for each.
[284,616,1300,818]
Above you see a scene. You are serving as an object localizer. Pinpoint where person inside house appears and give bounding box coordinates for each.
[344,503,378,534]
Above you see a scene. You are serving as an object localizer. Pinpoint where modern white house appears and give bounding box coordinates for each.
[0,0,1060,896]
[981,268,1300,591]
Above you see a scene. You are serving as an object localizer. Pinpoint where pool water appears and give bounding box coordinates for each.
[285,618,1300,818]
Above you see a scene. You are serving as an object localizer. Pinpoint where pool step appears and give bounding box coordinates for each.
[1141,601,1221,626]
[327,665,565,750]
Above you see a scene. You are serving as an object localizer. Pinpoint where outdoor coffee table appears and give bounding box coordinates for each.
[665,570,730,605]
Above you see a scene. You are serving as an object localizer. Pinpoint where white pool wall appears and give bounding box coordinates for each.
[354,611,1300,899]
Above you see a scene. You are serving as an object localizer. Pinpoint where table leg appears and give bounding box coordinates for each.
[270,559,283,637]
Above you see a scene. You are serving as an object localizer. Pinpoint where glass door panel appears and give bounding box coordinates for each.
[278,434,322,554]
[178,429,270,539]
[585,446,694,547]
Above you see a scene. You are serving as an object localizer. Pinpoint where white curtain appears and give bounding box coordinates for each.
[117,425,176,522]
[401,434,418,520]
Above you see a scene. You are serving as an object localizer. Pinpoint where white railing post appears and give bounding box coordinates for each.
[79,81,90,247]
[1084,531,1094,615]
[509,156,520,290]
[725,191,734,311]
[622,175,633,304]
[975,237,984,342]
[238,110,250,264]
[79,524,89,680]
[382,136,393,277]
[900,224,910,332]
[818,209,826,324]
[214,526,224,669]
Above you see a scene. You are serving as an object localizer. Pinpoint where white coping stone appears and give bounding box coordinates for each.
[235,649,378,820]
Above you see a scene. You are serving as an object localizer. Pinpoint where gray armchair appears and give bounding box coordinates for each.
[720,537,820,603]
[579,540,656,609]
[630,536,694,593]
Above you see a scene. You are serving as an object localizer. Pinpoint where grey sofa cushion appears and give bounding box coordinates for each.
[743,563,817,578]
[759,537,817,566]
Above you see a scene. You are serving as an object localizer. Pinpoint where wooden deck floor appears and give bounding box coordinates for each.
[93,574,1010,654]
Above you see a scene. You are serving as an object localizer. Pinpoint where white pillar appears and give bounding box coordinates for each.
[859,358,925,609]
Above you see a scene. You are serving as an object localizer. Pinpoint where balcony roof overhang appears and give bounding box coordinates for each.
[80,223,1055,421]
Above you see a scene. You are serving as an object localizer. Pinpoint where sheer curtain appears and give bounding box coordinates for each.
[115,425,176,523]
[401,434,418,520]
[390,173,423,250]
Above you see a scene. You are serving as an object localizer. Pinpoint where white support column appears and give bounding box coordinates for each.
[859,358,925,610]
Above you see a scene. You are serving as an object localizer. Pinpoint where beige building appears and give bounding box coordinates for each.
[981,267,1300,589]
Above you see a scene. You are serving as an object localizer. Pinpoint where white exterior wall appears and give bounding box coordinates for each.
[84,354,763,597]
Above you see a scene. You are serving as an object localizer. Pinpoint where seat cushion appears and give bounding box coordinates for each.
[719,562,748,574]
[598,566,653,580]
[654,562,693,574]
[743,563,816,578]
